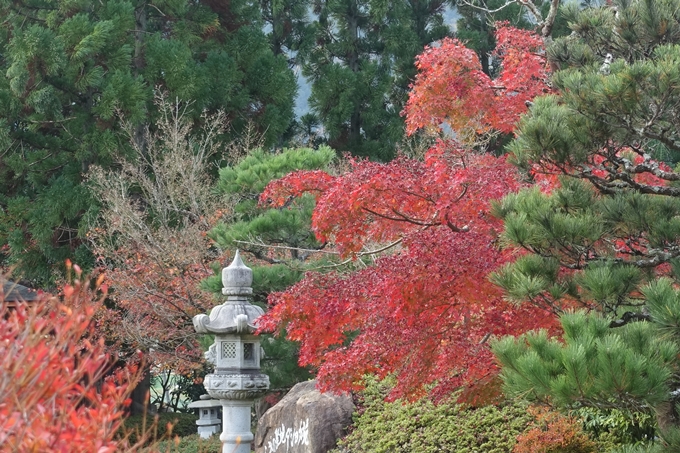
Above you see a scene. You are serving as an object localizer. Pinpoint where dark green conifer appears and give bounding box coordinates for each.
[299,0,450,160]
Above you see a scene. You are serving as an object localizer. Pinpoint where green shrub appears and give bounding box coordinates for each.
[572,407,656,448]
[333,377,534,453]
[334,377,643,453]
[120,412,199,445]
[148,434,222,453]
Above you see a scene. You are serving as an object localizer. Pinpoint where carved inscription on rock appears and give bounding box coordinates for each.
[264,419,309,453]
[254,380,353,453]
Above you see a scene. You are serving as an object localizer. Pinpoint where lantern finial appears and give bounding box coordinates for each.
[222,250,253,296]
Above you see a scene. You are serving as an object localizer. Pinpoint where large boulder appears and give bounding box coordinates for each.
[254,380,354,453]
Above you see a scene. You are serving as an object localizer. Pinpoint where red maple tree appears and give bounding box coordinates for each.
[257,26,558,401]
[258,145,559,401]
[0,273,146,452]
[403,24,552,139]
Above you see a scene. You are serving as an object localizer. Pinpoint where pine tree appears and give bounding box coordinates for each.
[260,0,311,57]
[490,0,680,447]
[0,0,296,285]
[206,146,337,301]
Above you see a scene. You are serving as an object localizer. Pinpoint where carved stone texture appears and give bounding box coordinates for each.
[205,373,270,400]
[254,380,354,453]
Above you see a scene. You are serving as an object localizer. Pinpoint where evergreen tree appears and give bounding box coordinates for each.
[260,0,311,57]
[490,0,680,448]
[206,146,336,301]
[299,0,450,160]
[0,0,296,285]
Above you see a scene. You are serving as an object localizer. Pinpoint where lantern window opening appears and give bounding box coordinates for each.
[244,342,255,361]
[222,341,237,359]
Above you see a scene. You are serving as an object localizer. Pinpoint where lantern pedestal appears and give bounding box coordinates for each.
[219,400,255,453]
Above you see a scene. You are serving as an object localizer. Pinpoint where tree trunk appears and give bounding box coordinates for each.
[128,366,152,415]
[348,1,361,144]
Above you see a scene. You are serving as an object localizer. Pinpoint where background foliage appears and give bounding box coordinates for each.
[0,0,295,285]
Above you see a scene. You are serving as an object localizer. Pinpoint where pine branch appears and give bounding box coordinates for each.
[310,237,405,270]
[609,311,652,328]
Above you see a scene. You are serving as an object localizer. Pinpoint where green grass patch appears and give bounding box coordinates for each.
[119,412,199,445]
[148,434,223,453]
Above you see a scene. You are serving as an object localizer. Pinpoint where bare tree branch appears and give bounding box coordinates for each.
[458,0,561,39]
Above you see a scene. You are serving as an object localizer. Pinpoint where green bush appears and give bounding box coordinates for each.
[333,377,534,453]
[149,434,222,453]
[120,412,199,445]
[334,377,642,453]
[572,407,656,448]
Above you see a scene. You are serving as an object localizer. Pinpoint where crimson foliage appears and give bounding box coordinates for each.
[259,145,557,400]
[0,276,143,452]
[257,26,557,401]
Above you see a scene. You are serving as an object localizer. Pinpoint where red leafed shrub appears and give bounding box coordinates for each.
[0,275,145,453]
[514,407,597,453]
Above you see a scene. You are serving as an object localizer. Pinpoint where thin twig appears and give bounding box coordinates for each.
[310,237,405,270]
[232,239,339,255]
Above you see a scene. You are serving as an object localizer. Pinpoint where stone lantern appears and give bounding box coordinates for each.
[193,251,269,453]
[187,395,222,439]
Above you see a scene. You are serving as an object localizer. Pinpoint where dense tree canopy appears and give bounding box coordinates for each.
[0,0,295,285]
[0,0,567,285]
